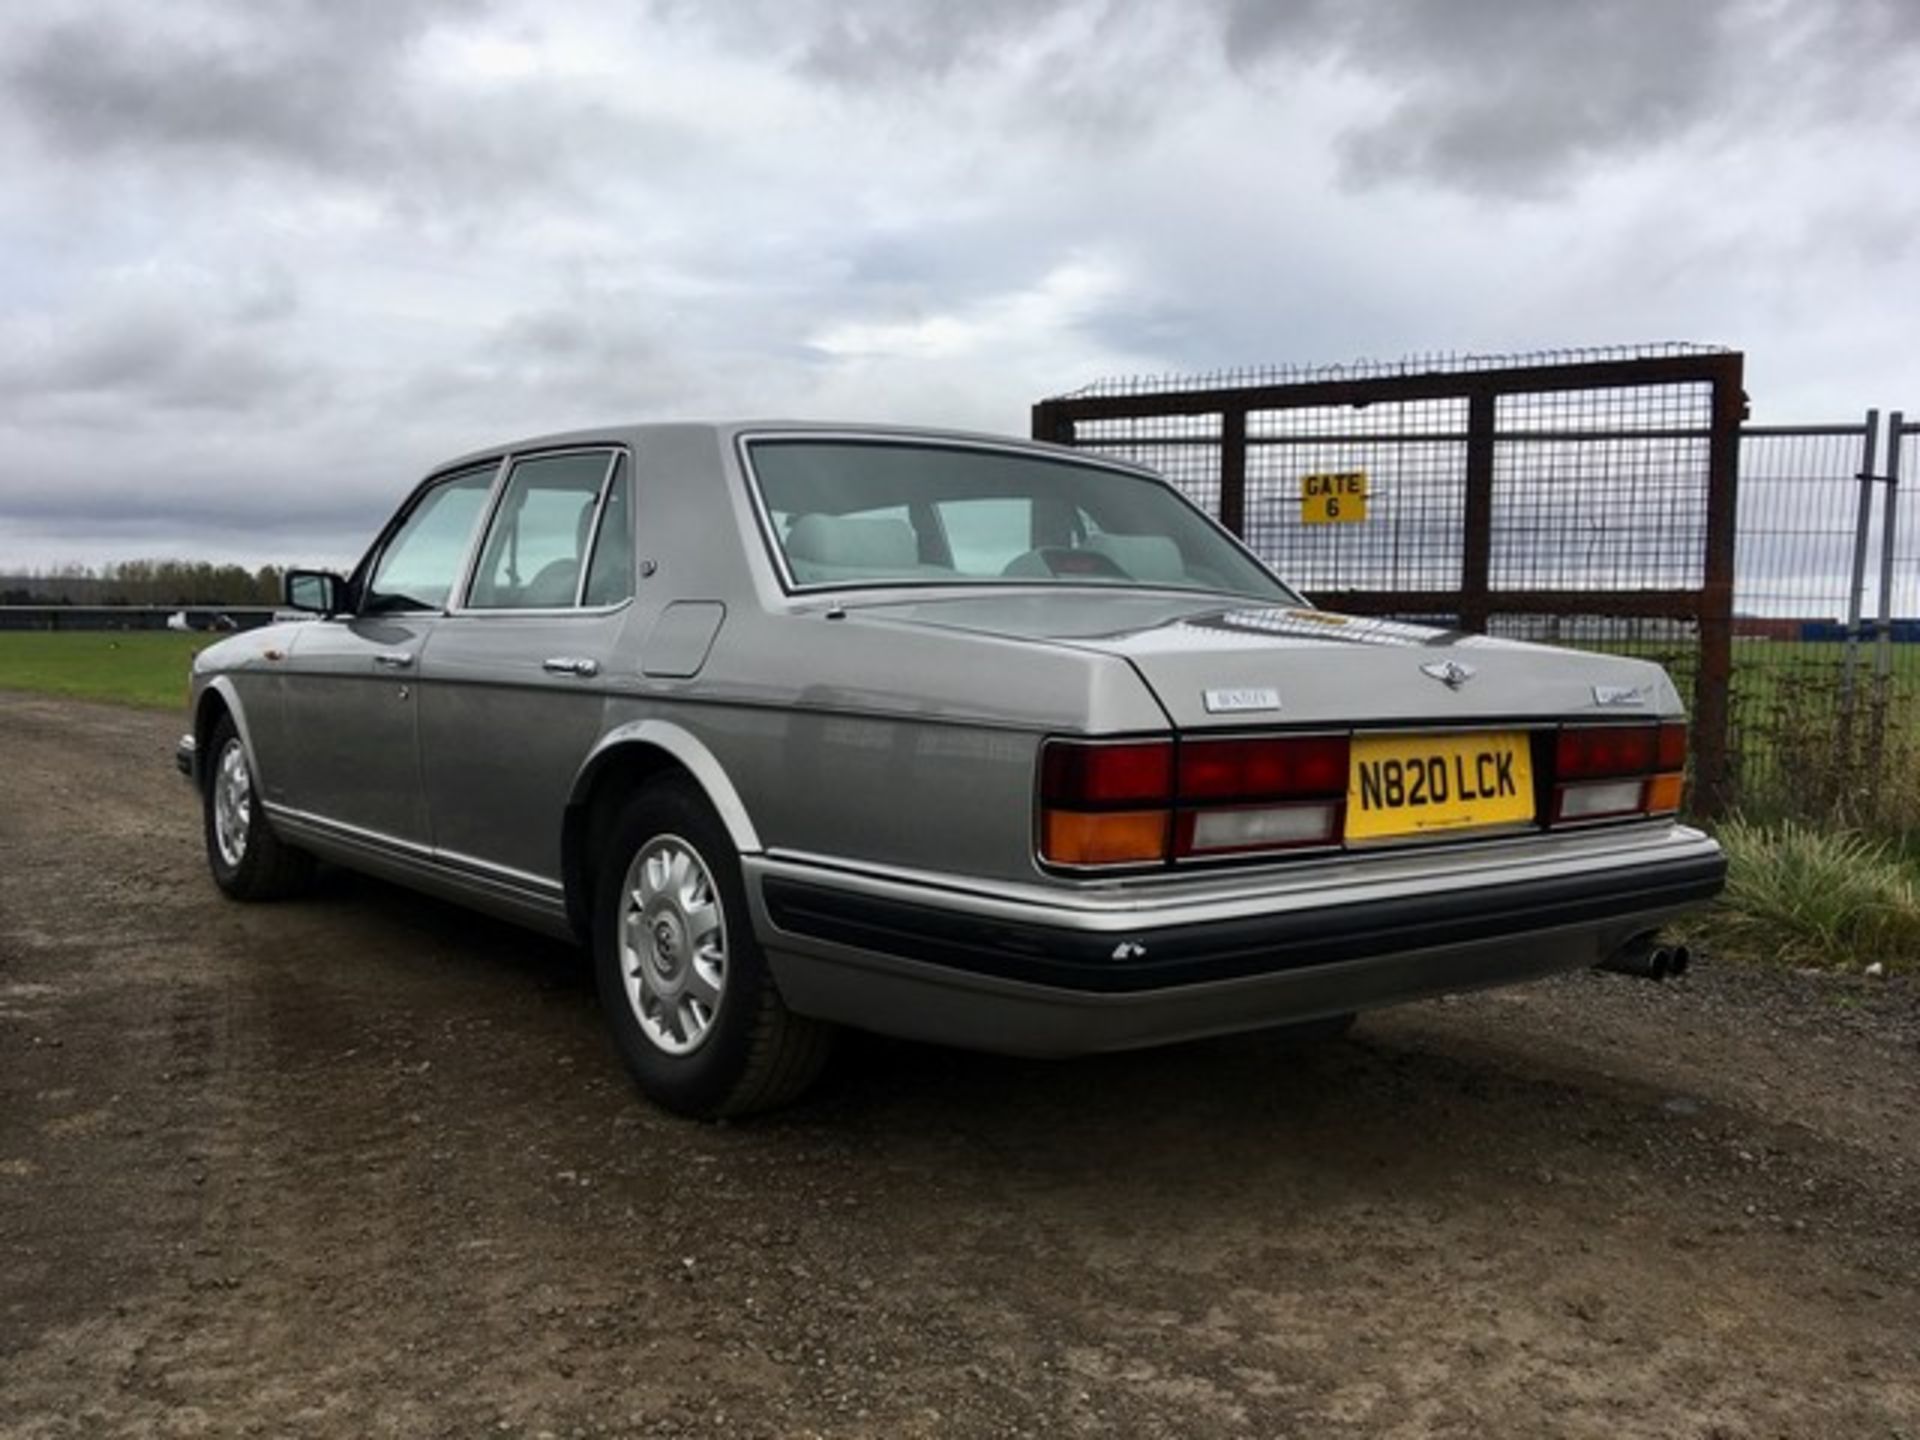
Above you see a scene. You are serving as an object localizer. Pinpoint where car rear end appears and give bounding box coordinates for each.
[748,637,1724,1058]
[727,429,1725,1057]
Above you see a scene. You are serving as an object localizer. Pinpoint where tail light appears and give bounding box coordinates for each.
[1038,735,1349,868]
[1039,740,1173,866]
[1551,722,1687,823]
[1174,736,1348,857]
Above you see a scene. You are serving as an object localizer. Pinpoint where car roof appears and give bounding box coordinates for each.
[429,420,1152,478]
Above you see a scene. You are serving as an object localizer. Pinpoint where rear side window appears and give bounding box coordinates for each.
[364,465,497,613]
[582,460,634,607]
[467,451,617,609]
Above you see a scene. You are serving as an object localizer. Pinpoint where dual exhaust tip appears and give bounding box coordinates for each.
[1598,932,1692,981]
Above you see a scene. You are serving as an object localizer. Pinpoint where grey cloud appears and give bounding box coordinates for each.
[792,0,1058,86]
[1,0,701,212]
[0,263,315,417]
[6,1,463,170]
[1319,1,1730,196]
[1227,0,1920,194]
[660,0,1920,196]
[0,419,399,572]
[652,0,1186,140]
[647,0,1080,86]
[377,299,705,439]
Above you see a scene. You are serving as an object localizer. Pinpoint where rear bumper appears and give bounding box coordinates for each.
[175,733,197,784]
[746,826,1726,1056]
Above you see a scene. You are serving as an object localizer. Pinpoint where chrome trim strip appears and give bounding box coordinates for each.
[571,718,764,854]
[574,450,624,608]
[261,801,564,898]
[437,598,635,621]
[750,824,1720,934]
[202,675,263,790]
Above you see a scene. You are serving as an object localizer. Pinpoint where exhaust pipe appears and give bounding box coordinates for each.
[1597,933,1683,981]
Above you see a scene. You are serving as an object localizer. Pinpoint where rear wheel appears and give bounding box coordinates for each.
[594,777,834,1118]
[202,714,314,900]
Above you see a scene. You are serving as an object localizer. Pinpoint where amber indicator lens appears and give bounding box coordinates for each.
[1042,810,1170,866]
[1645,773,1686,814]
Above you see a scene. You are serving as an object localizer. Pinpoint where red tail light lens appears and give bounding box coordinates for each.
[1555,724,1658,780]
[1177,736,1350,800]
[1041,741,1173,806]
[1656,720,1687,772]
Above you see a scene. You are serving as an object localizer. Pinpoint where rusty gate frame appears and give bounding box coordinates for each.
[1032,352,1746,816]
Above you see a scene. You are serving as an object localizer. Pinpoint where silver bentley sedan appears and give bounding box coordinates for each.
[177,423,1726,1116]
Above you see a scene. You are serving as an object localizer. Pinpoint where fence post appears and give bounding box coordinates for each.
[1875,411,1903,688]
[1459,391,1496,633]
[1867,411,1904,800]
[1030,401,1074,447]
[1839,409,1880,729]
[1219,407,1247,537]
[1691,360,1744,819]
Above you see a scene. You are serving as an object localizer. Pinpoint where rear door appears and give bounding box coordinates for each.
[417,448,635,885]
[277,463,499,844]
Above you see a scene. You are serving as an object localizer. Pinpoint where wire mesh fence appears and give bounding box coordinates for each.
[1035,349,1918,832]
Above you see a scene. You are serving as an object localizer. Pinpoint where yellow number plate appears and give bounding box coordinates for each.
[1346,732,1534,842]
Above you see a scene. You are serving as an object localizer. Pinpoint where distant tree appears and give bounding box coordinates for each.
[1,559,300,607]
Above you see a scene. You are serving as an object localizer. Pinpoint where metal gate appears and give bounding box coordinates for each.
[1033,346,1745,814]
[1731,415,1908,821]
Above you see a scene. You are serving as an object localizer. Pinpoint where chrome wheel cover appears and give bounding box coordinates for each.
[619,835,727,1055]
[212,737,253,869]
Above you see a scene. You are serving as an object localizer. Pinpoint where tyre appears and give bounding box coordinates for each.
[202,713,315,900]
[594,777,834,1118]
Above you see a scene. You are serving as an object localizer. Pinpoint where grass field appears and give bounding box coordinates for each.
[0,631,208,710]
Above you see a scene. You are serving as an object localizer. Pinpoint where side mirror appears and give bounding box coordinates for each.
[284,569,349,617]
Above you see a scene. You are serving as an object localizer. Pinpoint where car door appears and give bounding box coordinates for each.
[417,448,635,884]
[276,462,500,846]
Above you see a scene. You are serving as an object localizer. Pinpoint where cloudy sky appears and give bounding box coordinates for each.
[2,0,1916,570]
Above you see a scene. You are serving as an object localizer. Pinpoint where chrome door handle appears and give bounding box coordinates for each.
[542,656,600,677]
[374,651,415,669]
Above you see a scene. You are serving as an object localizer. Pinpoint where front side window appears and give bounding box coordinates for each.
[746,440,1299,602]
[467,451,616,609]
[363,465,497,614]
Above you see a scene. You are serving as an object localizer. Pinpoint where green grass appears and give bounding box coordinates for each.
[1575,635,1920,832]
[1685,817,1920,972]
[0,631,209,710]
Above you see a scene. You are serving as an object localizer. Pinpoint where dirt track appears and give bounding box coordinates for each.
[2,693,1917,1439]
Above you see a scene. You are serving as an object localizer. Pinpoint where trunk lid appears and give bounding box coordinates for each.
[846,593,1681,729]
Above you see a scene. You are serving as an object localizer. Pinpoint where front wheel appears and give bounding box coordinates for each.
[594,778,834,1118]
[201,714,314,900]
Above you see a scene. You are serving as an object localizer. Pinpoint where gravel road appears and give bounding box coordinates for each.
[2,693,1917,1439]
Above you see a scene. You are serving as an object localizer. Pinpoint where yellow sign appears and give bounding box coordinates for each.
[1301,471,1368,524]
[1346,731,1535,842]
